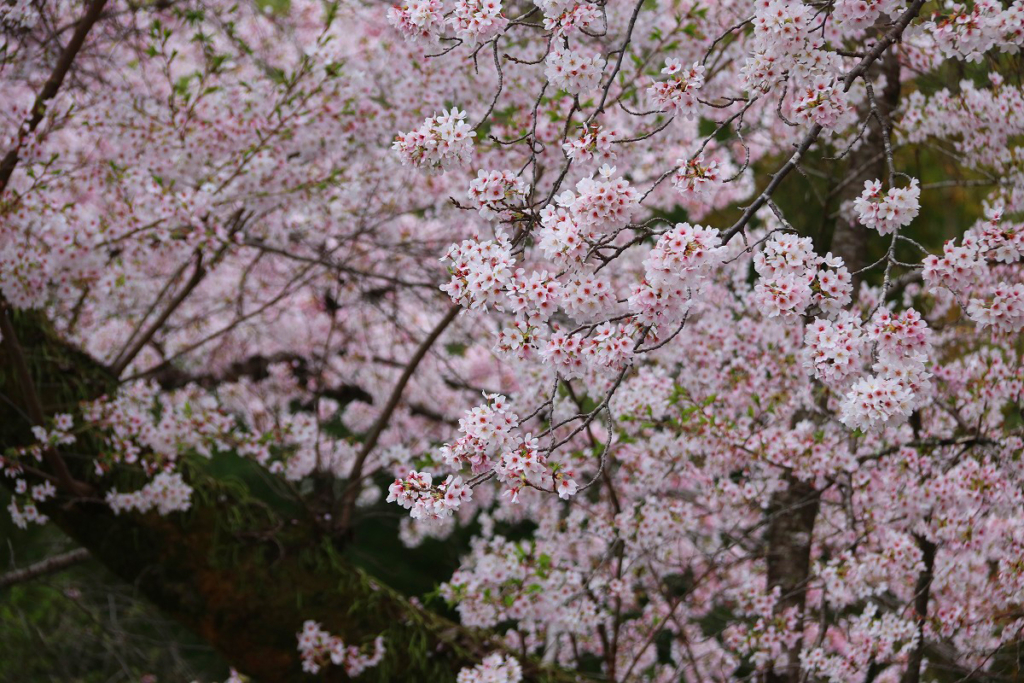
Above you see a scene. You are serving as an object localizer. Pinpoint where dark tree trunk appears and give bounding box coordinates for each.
[820,47,903,280]
[901,535,937,683]
[764,477,820,683]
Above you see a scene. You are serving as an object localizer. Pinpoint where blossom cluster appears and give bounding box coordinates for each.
[744,0,836,92]
[449,0,507,45]
[106,472,193,516]
[536,201,590,266]
[800,604,918,682]
[437,394,579,502]
[296,621,385,676]
[536,165,637,265]
[562,123,616,167]
[560,272,614,322]
[925,0,1024,61]
[853,178,921,235]
[440,235,514,310]
[793,77,849,129]
[2,412,78,470]
[923,210,1024,333]
[753,234,852,319]
[6,482,54,529]
[671,154,723,200]
[440,393,520,473]
[544,49,606,96]
[566,165,638,233]
[832,0,903,30]
[535,0,600,36]
[629,222,725,325]
[441,533,600,635]
[839,375,914,432]
[870,307,931,366]
[647,59,705,119]
[838,308,933,431]
[386,0,445,42]
[541,323,634,379]
[467,169,529,221]
[506,269,560,320]
[393,108,475,173]
[922,236,987,291]
[456,653,523,683]
[387,470,473,522]
[387,0,506,44]
[803,313,867,387]
[967,282,1024,333]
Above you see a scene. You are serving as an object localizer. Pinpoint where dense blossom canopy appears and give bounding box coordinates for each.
[2,0,1024,680]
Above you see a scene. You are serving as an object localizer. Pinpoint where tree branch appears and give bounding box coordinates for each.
[0,0,109,195]
[337,304,461,532]
[901,535,937,683]
[111,252,207,376]
[0,548,90,589]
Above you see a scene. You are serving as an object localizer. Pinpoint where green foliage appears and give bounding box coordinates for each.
[0,497,229,682]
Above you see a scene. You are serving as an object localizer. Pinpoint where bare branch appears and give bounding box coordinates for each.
[0,549,90,589]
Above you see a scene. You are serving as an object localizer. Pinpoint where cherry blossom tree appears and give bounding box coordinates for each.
[2,0,1024,680]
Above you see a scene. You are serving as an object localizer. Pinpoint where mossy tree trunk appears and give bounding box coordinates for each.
[0,311,581,682]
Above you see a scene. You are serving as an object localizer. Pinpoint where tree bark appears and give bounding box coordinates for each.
[900,535,937,683]
[819,46,904,278]
[764,476,820,683]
